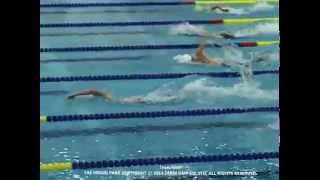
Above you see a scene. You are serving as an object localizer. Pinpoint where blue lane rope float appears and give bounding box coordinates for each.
[40,90,69,95]
[40,55,148,64]
[40,151,279,172]
[40,106,279,123]
[40,30,156,37]
[39,20,207,28]
[40,1,195,8]
[40,121,273,139]
[40,70,278,83]
[41,8,203,14]
[40,18,278,28]
[40,41,279,53]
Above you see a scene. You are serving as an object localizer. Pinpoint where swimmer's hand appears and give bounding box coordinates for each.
[66,95,76,100]
[220,32,236,39]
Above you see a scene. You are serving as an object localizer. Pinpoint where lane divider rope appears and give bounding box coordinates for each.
[40,18,278,28]
[40,0,279,8]
[40,70,278,83]
[40,1,195,8]
[40,151,279,172]
[40,106,279,123]
[40,40,279,53]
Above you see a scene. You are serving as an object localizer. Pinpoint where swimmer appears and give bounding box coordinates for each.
[67,89,112,100]
[182,31,236,39]
[191,38,225,65]
[218,32,236,39]
[66,89,179,104]
[171,22,236,39]
[201,31,236,39]
[210,5,230,13]
[66,89,146,104]
[240,62,254,83]
[252,51,279,63]
[236,51,279,83]
[174,38,237,67]
[209,5,248,15]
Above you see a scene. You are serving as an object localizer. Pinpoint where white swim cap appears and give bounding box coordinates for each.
[173,54,192,63]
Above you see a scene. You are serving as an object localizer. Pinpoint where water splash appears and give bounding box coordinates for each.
[212,2,275,15]
[169,21,278,40]
[249,2,275,12]
[226,7,247,15]
[169,22,208,36]
[269,117,279,130]
[141,78,188,104]
[127,75,278,104]
[268,50,280,61]
[223,46,246,63]
[253,49,280,66]
[120,77,192,104]
[181,78,278,101]
[173,54,194,64]
[118,68,277,104]
[235,22,279,37]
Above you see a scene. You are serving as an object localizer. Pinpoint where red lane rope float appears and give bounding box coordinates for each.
[238,42,259,47]
[208,19,224,24]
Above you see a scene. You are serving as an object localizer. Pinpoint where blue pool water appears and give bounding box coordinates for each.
[40,0,279,179]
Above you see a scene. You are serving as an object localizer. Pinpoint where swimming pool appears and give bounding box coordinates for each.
[40,0,279,179]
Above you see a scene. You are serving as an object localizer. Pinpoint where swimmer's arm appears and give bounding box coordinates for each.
[66,89,108,99]
[251,56,271,65]
[219,60,245,68]
[211,6,223,10]
[207,59,222,65]
[211,6,229,12]
[195,36,210,57]
[219,32,236,39]
[252,57,265,63]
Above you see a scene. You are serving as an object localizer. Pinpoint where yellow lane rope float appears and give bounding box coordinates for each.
[222,17,278,25]
[40,162,72,172]
[40,116,48,123]
[195,0,279,5]
[256,40,279,46]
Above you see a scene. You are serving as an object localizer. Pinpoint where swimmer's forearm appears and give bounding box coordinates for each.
[72,91,92,96]
[220,60,244,67]
[208,59,222,65]
[67,89,105,99]
[252,56,269,64]
[67,91,92,99]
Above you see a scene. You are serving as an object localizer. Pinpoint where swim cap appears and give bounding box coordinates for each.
[173,54,193,63]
